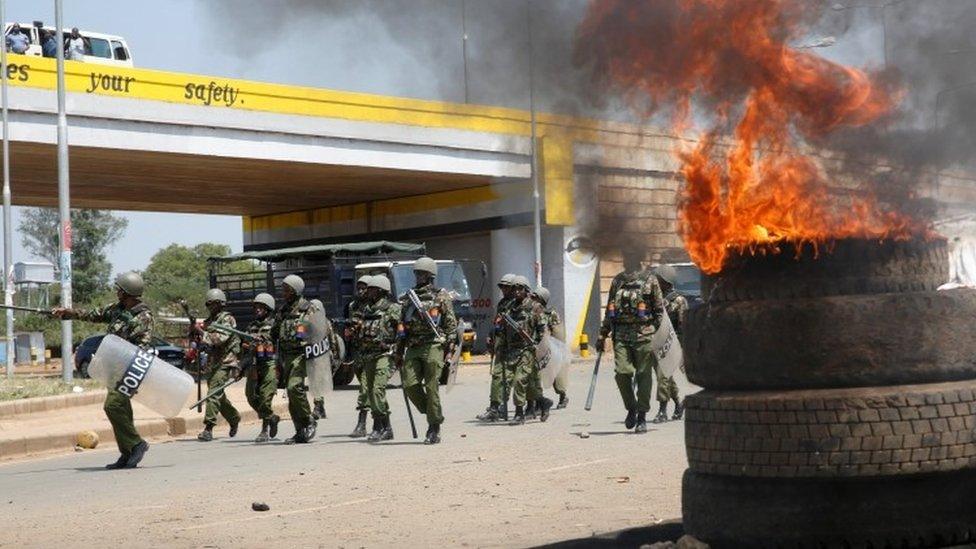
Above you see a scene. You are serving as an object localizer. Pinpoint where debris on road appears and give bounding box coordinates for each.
[579,431,590,439]
[251,502,270,512]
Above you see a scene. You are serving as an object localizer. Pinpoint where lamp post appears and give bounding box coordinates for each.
[55,0,73,382]
[526,0,542,287]
[1,0,14,378]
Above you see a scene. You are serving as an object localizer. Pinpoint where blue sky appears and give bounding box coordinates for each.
[0,0,886,275]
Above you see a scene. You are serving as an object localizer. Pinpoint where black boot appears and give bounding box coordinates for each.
[476,405,500,422]
[538,397,553,423]
[105,453,129,470]
[509,406,525,426]
[635,412,648,434]
[229,417,240,438]
[525,400,537,420]
[556,393,569,409]
[652,403,669,424]
[304,419,317,441]
[285,421,308,444]
[367,415,383,442]
[624,409,637,429]
[197,425,214,442]
[498,403,509,422]
[313,399,327,419]
[124,441,149,468]
[351,409,369,438]
[268,414,280,439]
[672,399,684,421]
[424,423,441,444]
[380,416,394,441]
[255,419,270,443]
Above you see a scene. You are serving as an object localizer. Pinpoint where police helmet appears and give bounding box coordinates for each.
[114,271,144,297]
[205,288,227,304]
[253,293,276,311]
[413,257,437,275]
[282,274,305,294]
[368,275,391,293]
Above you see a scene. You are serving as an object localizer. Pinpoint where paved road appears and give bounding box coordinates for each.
[0,360,694,548]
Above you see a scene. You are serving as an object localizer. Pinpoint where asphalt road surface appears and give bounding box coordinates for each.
[0,360,693,548]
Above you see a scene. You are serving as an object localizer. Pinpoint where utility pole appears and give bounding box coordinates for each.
[526,0,542,288]
[1,0,14,378]
[55,0,73,382]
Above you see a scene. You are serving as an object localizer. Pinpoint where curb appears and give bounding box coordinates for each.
[0,400,291,462]
[0,389,109,418]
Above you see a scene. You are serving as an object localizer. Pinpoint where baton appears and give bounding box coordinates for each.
[584,350,605,412]
[187,375,241,410]
[395,350,418,439]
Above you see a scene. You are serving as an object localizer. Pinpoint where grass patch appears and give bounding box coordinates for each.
[0,377,102,402]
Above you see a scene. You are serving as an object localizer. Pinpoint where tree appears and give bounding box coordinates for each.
[142,243,253,316]
[18,208,128,306]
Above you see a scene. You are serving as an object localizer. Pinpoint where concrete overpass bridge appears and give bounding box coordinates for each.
[3,54,974,349]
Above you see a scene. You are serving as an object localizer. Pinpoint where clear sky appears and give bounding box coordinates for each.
[0,0,887,275]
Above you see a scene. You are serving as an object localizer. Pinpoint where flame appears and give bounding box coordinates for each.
[577,0,929,273]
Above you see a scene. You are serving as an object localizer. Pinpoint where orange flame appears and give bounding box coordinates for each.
[577,0,929,273]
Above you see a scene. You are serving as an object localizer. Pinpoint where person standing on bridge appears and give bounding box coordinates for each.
[273,274,317,444]
[40,30,57,58]
[5,24,30,54]
[357,275,401,442]
[52,272,153,469]
[244,293,281,443]
[65,27,86,61]
[344,275,373,438]
[397,257,457,444]
[597,246,666,434]
[195,289,242,442]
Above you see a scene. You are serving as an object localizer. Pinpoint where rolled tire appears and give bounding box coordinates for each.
[685,380,976,478]
[708,238,948,304]
[685,288,976,390]
[682,468,976,549]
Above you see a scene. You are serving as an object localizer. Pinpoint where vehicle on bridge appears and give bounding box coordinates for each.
[208,241,482,386]
[4,21,133,67]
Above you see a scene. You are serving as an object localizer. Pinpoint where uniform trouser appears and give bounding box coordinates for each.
[500,348,540,408]
[553,366,568,396]
[281,352,313,430]
[612,338,665,413]
[354,355,370,411]
[245,364,277,419]
[362,352,391,418]
[660,375,680,403]
[204,366,242,427]
[489,354,507,407]
[402,343,444,426]
[103,390,144,453]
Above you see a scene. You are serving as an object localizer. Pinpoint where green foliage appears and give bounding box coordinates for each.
[18,208,128,305]
[142,243,254,316]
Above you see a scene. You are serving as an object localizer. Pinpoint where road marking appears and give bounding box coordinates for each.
[178,497,384,531]
[536,458,610,473]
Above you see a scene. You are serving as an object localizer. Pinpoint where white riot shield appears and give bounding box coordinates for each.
[304,299,334,398]
[652,311,683,378]
[540,334,571,388]
[444,325,464,393]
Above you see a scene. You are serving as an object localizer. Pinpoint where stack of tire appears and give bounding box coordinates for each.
[681,239,976,548]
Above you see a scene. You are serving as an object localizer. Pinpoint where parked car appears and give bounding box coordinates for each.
[74,334,186,378]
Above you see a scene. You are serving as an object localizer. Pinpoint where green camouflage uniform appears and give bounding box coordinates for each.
[493,297,546,408]
[202,310,242,428]
[273,297,315,433]
[346,297,371,412]
[488,296,512,407]
[79,302,154,454]
[244,316,277,419]
[399,282,457,427]
[600,269,666,413]
[357,296,401,419]
[659,290,689,401]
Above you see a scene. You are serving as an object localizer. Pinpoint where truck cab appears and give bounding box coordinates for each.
[4,21,133,67]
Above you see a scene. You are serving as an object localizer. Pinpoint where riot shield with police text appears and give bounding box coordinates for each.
[444,325,464,393]
[538,333,570,387]
[304,299,334,399]
[652,310,683,378]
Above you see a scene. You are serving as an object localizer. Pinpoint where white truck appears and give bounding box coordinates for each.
[4,21,133,67]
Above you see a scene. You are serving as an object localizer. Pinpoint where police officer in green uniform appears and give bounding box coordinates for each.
[244,293,281,443]
[532,286,568,409]
[476,273,517,422]
[494,275,552,426]
[196,288,242,442]
[654,266,686,421]
[345,275,372,438]
[397,257,458,444]
[273,274,317,444]
[597,247,666,434]
[52,271,153,469]
[356,275,401,442]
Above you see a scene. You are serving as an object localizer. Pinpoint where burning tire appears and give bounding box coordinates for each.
[685,289,976,390]
[682,469,976,549]
[708,239,948,304]
[685,380,976,479]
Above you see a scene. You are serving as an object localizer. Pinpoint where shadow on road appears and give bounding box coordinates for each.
[532,520,684,548]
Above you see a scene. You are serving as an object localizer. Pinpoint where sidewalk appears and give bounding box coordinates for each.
[0,383,289,462]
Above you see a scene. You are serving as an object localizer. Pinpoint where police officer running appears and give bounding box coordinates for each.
[397,257,458,444]
[52,272,154,469]
[196,288,242,442]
